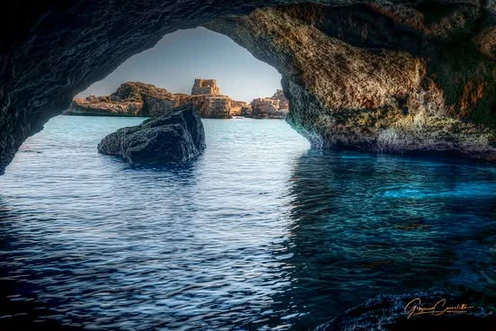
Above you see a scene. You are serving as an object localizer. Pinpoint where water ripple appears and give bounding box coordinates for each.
[0,116,495,330]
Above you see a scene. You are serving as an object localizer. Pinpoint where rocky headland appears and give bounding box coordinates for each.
[97,103,205,164]
[64,81,182,117]
[64,79,289,120]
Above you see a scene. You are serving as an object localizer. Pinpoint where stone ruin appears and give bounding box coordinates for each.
[191,79,220,95]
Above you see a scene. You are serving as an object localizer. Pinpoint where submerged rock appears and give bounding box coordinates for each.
[315,291,496,331]
[97,104,206,164]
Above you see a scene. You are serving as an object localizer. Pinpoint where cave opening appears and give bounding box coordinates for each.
[5,27,308,173]
[74,27,287,120]
[5,27,302,169]
[0,1,496,330]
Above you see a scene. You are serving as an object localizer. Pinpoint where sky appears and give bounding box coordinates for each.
[79,28,282,103]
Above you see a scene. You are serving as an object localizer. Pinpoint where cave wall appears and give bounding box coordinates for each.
[206,2,496,160]
[1,0,495,174]
[0,0,325,175]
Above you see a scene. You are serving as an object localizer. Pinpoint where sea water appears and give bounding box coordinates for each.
[0,115,495,330]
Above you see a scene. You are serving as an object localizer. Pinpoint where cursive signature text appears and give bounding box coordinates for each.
[404,298,474,319]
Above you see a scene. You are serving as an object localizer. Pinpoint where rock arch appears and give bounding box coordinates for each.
[0,0,495,174]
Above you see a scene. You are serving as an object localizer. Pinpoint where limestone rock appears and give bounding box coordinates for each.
[64,80,253,119]
[230,100,250,116]
[251,89,290,119]
[191,78,220,95]
[64,96,144,116]
[190,95,230,118]
[271,89,289,110]
[97,104,206,164]
[206,3,496,161]
[64,81,183,117]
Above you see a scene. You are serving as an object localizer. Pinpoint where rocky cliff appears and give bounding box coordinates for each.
[65,81,180,117]
[65,80,254,119]
[251,90,290,119]
[190,95,232,118]
[271,89,289,110]
[0,0,495,174]
[206,3,496,161]
[65,95,144,116]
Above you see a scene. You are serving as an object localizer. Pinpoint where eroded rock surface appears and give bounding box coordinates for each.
[64,80,254,119]
[97,104,206,164]
[65,81,181,117]
[251,89,290,119]
[206,3,496,161]
[1,0,496,174]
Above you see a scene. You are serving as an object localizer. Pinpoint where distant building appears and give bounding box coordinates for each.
[191,78,220,95]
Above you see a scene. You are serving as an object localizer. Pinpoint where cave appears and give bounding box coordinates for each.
[1,1,496,330]
[0,0,495,175]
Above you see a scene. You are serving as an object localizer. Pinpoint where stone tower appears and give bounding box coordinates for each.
[191,78,220,95]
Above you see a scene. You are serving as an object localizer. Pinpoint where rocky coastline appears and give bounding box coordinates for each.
[64,79,289,120]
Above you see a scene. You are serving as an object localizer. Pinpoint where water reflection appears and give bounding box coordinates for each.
[1,114,495,330]
[267,150,496,329]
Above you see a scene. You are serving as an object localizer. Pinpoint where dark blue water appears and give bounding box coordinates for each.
[0,116,495,330]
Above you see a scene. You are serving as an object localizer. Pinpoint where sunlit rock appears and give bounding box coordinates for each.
[64,81,183,117]
[251,89,290,119]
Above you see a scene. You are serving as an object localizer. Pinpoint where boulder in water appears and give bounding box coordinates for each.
[97,104,205,165]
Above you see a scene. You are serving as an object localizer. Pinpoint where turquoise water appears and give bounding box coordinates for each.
[0,115,495,330]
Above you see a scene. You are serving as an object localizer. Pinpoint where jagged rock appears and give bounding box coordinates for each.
[316,291,496,331]
[1,0,496,174]
[64,80,253,119]
[190,95,231,118]
[64,81,183,117]
[251,89,290,119]
[97,104,205,164]
[271,89,289,110]
[191,78,220,95]
[64,95,144,116]
[205,3,496,161]
[229,100,251,116]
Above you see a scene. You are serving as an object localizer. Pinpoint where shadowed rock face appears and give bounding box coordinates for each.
[97,104,206,164]
[0,0,495,174]
[206,3,496,161]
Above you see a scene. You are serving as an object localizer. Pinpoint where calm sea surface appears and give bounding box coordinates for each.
[0,116,495,330]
